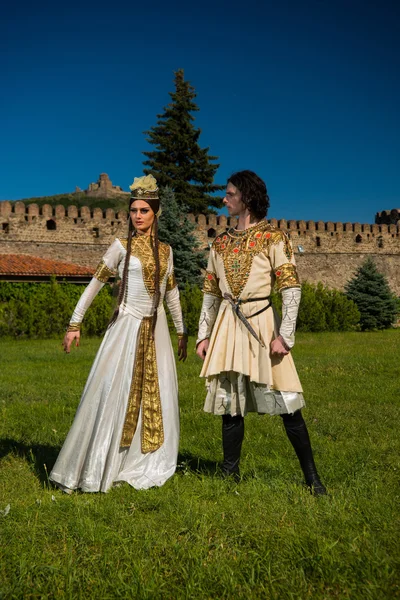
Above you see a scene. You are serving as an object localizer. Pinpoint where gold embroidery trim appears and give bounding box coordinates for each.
[213,222,292,298]
[67,323,81,332]
[202,270,222,298]
[166,270,177,292]
[94,260,116,283]
[280,231,294,262]
[274,263,301,292]
[120,317,164,453]
[119,237,169,297]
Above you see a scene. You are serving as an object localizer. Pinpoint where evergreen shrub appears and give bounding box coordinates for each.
[143,69,224,213]
[271,282,360,332]
[158,187,206,287]
[345,257,398,330]
[0,279,361,339]
[0,279,113,338]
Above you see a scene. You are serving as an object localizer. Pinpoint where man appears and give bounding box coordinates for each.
[196,170,326,495]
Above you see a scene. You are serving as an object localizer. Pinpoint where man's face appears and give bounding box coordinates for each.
[223,182,246,217]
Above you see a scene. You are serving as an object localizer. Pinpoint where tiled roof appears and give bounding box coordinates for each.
[0,254,94,277]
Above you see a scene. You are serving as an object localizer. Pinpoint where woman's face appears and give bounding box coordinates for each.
[130,200,155,235]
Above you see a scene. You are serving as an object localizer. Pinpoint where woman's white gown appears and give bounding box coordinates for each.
[50,237,185,492]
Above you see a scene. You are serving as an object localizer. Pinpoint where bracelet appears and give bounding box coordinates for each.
[177,333,188,341]
[66,323,81,332]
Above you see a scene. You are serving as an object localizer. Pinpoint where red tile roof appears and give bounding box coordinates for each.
[0,254,94,277]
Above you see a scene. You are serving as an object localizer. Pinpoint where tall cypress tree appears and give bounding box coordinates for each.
[143,69,224,214]
[157,186,206,286]
[345,257,398,330]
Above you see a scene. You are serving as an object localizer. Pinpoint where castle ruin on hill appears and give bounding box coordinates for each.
[1,174,399,294]
[75,173,130,199]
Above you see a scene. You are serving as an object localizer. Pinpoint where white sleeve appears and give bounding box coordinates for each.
[196,248,222,345]
[165,287,186,335]
[164,247,186,335]
[279,287,301,349]
[196,294,222,346]
[69,239,123,328]
[69,279,105,327]
[91,239,122,283]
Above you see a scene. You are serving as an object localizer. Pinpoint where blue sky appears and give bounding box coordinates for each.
[1,0,399,223]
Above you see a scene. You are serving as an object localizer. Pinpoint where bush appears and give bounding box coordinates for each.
[345,257,398,330]
[179,284,204,336]
[0,279,113,338]
[171,281,359,338]
[0,279,362,339]
[272,282,360,332]
[165,283,203,337]
[315,282,361,331]
[158,187,206,287]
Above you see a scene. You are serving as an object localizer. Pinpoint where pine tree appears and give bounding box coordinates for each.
[143,69,224,214]
[158,186,206,286]
[345,257,398,330]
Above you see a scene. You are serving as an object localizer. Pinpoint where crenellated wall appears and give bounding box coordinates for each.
[375,208,400,225]
[1,201,400,293]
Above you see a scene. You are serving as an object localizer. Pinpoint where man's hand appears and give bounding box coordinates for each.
[178,336,187,362]
[62,331,80,354]
[196,338,209,361]
[270,335,289,357]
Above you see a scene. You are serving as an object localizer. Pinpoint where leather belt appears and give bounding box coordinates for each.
[223,294,271,348]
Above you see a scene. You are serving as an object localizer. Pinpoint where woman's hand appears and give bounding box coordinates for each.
[196,339,209,361]
[62,331,80,354]
[177,335,187,362]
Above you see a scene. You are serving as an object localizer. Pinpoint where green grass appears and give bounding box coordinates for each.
[0,331,399,599]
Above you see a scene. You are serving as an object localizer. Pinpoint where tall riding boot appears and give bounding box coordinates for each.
[222,414,244,480]
[281,410,326,495]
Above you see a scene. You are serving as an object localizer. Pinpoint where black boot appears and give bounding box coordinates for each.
[221,414,244,481]
[281,410,326,496]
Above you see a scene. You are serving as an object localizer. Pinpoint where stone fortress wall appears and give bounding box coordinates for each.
[1,199,399,294]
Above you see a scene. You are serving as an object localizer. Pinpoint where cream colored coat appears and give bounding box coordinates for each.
[197,221,303,393]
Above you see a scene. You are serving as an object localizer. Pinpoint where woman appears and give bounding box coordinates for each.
[50,174,187,493]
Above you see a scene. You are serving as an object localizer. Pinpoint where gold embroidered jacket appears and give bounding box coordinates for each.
[197,221,303,390]
[197,219,300,343]
[203,220,300,299]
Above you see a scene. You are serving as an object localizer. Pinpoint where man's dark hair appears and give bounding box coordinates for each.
[227,170,270,219]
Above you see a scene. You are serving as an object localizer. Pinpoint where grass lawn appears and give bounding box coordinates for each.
[0,331,399,599]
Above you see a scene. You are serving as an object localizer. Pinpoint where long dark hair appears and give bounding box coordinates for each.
[108,198,161,337]
[228,170,270,219]
[150,215,161,337]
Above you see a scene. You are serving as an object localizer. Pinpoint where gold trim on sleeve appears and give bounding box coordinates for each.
[166,270,177,292]
[67,323,81,332]
[120,316,164,453]
[274,263,301,292]
[280,231,294,262]
[202,270,222,298]
[94,260,116,283]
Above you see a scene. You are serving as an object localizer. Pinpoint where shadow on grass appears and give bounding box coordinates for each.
[176,451,295,484]
[1,442,262,487]
[0,438,59,486]
[177,451,219,477]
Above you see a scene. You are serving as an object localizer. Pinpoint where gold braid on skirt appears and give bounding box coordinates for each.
[120,317,164,453]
